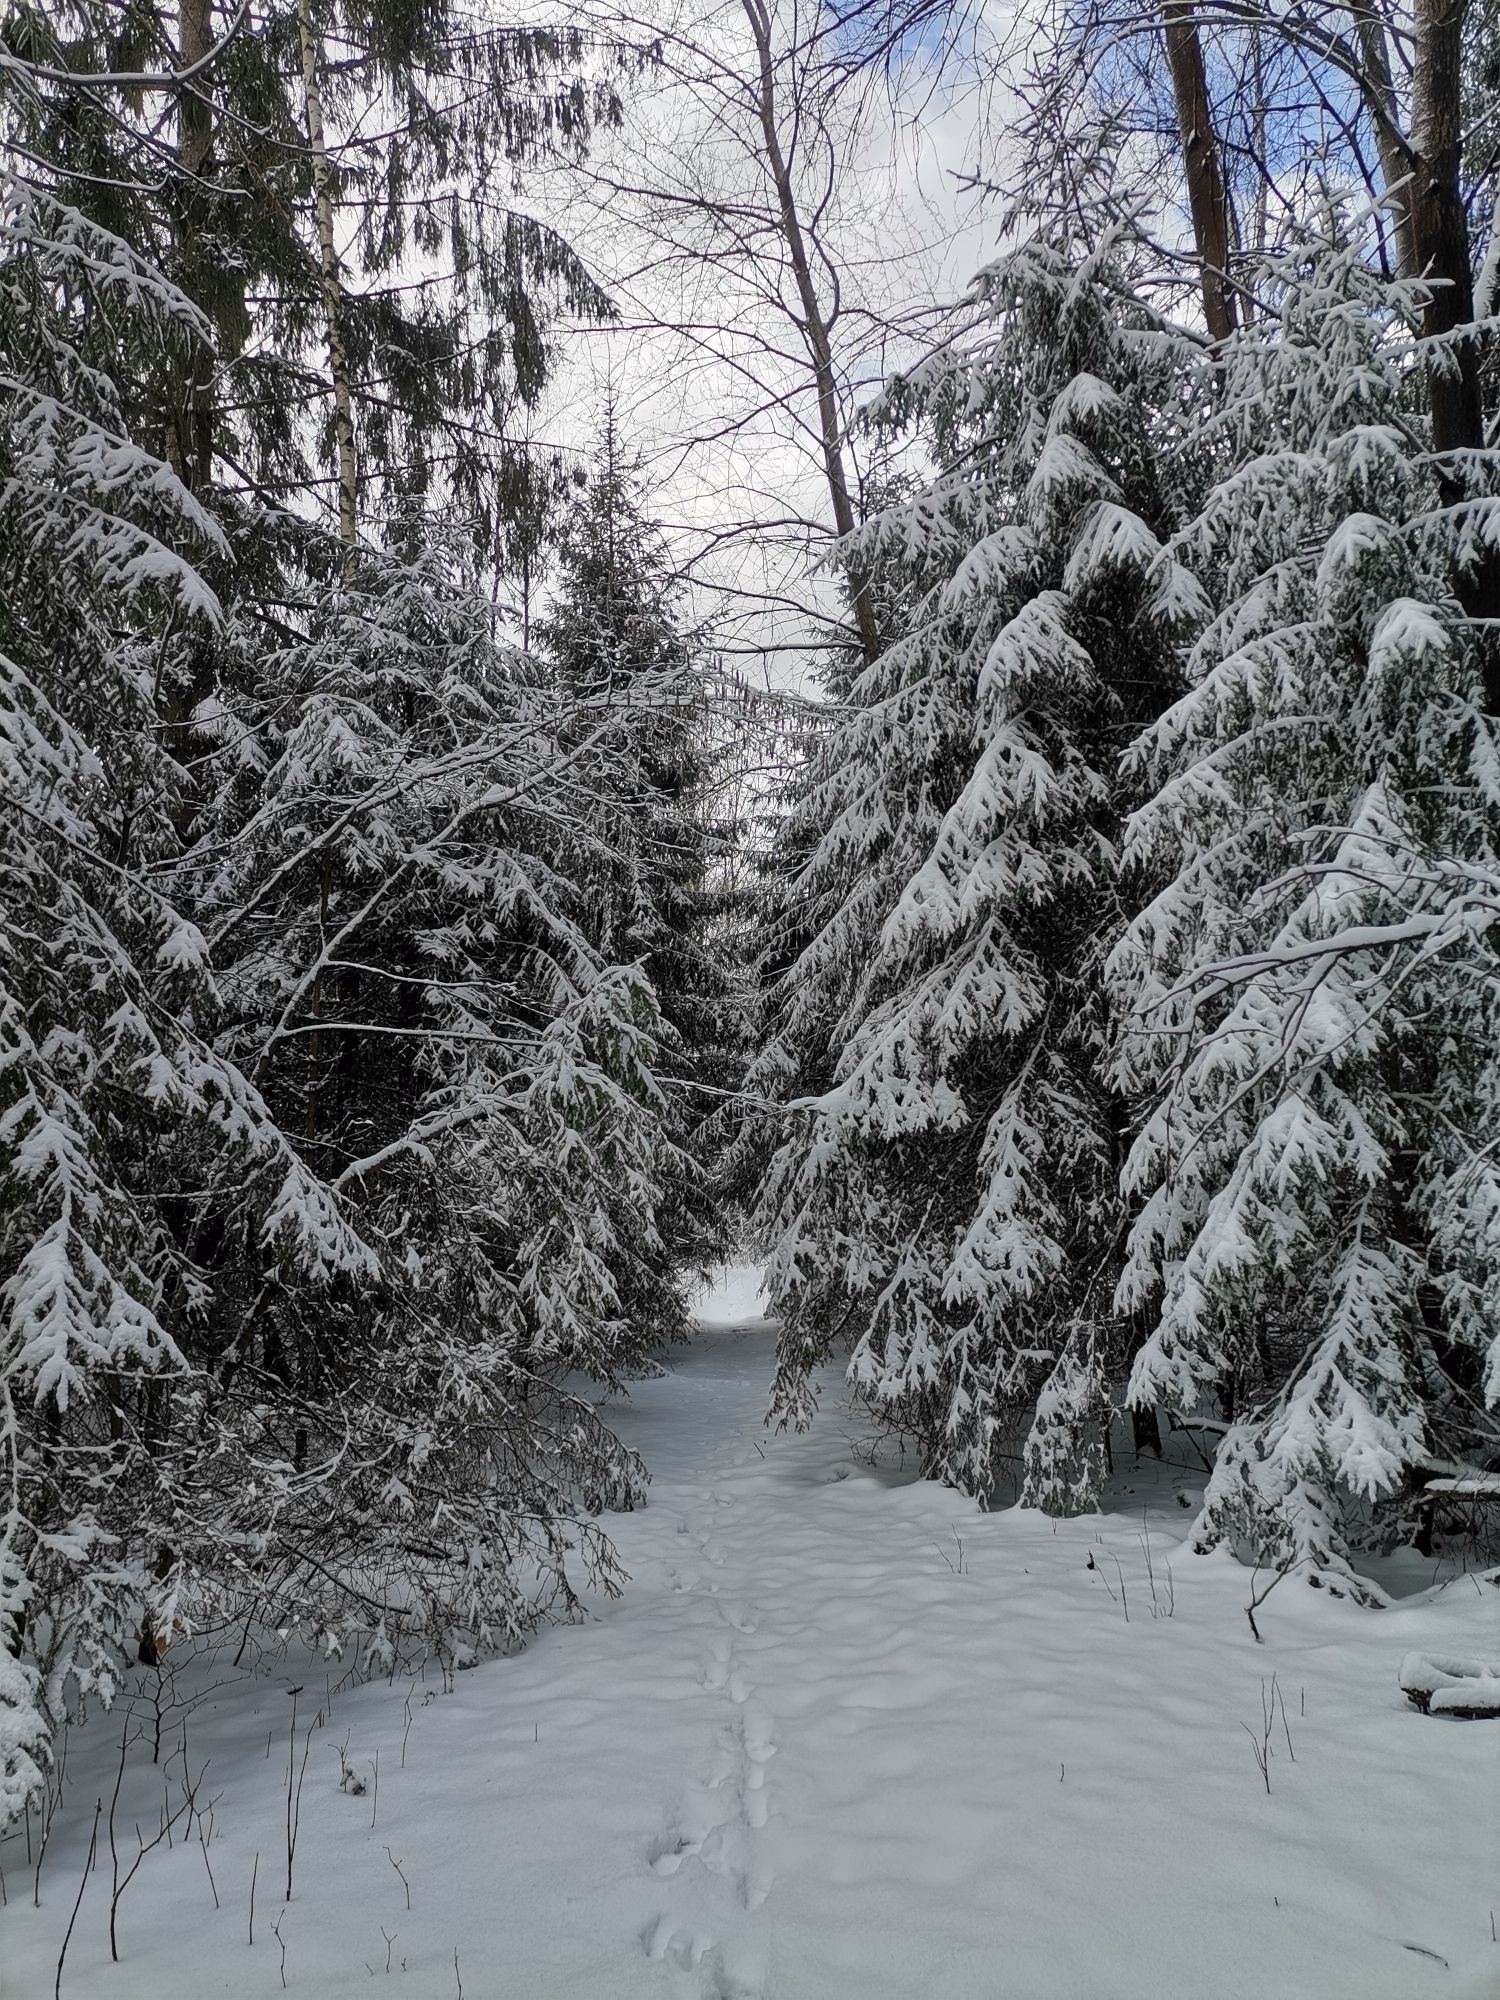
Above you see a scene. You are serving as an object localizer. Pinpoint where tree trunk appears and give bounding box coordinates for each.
[1408,0,1483,469]
[1130,1404,1167,1459]
[1405,0,1500,708]
[178,0,213,174]
[1161,3,1237,343]
[742,0,882,665]
[1352,8,1418,280]
[172,0,216,489]
[296,0,359,549]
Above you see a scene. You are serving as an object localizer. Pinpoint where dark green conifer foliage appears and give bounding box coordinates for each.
[536,411,749,1303]
[6,0,628,540]
[0,4,688,1825]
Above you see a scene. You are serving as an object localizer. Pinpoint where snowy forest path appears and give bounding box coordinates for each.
[3,1275,1496,2000]
[551,1285,1497,2000]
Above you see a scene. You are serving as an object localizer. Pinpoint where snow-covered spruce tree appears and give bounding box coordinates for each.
[757,214,1207,1505]
[167,508,687,1633]
[722,469,930,1229]
[11,0,625,540]
[1110,213,1500,1590]
[0,160,692,1827]
[535,414,747,1292]
[0,174,386,1821]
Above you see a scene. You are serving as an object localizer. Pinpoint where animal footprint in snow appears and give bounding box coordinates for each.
[648,1812,730,1880]
[742,1706,775,1763]
[642,1918,712,1969]
[701,1940,765,2000]
[740,1705,776,1829]
[742,1709,775,1770]
[650,1832,696,1878]
[702,1635,733,1690]
[644,1929,760,2000]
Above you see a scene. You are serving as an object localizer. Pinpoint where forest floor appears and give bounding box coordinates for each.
[3,1269,1497,2000]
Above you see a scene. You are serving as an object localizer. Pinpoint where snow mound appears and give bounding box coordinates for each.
[1399,1653,1500,1719]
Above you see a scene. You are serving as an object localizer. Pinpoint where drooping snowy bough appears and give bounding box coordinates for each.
[759,194,1500,1577]
[0,172,693,1826]
[757,212,1207,1508]
[1111,219,1500,1592]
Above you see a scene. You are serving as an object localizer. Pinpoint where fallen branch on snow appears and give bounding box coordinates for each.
[1399,1654,1500,1719]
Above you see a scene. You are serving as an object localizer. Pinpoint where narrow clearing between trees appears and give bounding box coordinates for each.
[4,1273,1497,2000]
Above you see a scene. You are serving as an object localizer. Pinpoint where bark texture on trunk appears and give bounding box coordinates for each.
[179,0,213,173]
[1407,0,1483,469]
[1353,8,1418,280]
[1161,3,1238,343]
[173,0,216,489]
[1403,0,1500,708]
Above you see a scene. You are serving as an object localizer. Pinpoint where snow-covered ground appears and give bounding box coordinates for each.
[4,1272,1497,2000]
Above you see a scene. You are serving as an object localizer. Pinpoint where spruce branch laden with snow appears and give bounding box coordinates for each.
[0,172,693,1827]
[757,212,1207,1506]
[1110,214,1500,1593]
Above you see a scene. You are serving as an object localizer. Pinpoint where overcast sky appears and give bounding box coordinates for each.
[513,0,1017,695]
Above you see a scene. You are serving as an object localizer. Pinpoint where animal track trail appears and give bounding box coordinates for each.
[653,1637,774,1902]
[644,1510,778,1993]
[740,1702,775,1844]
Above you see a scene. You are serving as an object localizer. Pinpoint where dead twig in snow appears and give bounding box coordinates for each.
[54,1798,100,2000]
[385,1845,410,1909]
